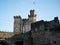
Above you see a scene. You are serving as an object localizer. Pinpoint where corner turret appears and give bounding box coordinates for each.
[54,17,59,24]
[14,16,22,34]
[28,10,37,22]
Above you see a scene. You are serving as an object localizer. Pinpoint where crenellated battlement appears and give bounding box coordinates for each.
[14,16,21,18]
[28,9,37,17]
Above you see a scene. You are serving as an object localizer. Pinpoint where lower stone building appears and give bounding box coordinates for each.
[31,20,60,45]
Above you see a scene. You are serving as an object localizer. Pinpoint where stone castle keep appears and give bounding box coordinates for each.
[0,10,60,45]
[14,10,37,33]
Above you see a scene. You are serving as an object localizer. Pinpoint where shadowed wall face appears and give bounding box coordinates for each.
[0,40,9,45]
[14,41,23,45]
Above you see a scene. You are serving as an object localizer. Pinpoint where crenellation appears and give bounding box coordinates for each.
[14,16,21,18]
[30,10,35,16]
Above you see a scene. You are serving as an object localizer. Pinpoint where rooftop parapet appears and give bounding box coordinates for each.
[30,10,35,16]
[30,10,35,13]
[14,16,21,18]
[28,9,37,17]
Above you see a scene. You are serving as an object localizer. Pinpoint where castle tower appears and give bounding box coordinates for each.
[14,16,22,34]
[54,17,59,25]
[28,10,37,22]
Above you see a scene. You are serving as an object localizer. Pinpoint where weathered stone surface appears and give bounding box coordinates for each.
[0,10,60,45]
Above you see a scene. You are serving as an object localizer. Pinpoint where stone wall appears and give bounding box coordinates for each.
[31,18,60,45]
